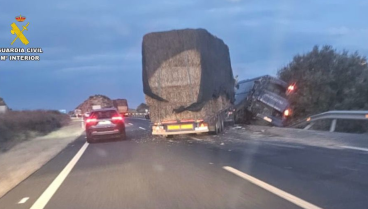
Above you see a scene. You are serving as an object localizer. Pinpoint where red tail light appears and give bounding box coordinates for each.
[112,115,124,123]
[86,118,98,126]
[284,109,291,117]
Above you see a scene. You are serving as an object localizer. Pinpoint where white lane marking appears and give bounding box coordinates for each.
[223,166,323,209]
[139,127,146,130]
[341,146,368,152]
[18,197,29,204]
[191,137,203,141]
[264,143,304,149]
[129,123,133,125]
[336,166,358,171]
[30,142,89,209]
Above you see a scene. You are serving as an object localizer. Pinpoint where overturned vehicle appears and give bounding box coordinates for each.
[234,75,292,127]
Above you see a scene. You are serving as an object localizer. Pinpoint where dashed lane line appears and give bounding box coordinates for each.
[340,146,368,152]
[139,127,146,130]
[223,166,323,209]
[263,142,305,149]
[30,142,89,209]
[18,197,29,204]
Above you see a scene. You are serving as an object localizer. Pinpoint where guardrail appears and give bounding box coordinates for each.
[290,110,368,132]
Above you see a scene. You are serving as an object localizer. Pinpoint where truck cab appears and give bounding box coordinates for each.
[234,75,291,127]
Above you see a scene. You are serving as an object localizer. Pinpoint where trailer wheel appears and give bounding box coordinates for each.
[210,118,221,135]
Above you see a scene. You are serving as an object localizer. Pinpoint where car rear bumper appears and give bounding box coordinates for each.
[91,129,120,136]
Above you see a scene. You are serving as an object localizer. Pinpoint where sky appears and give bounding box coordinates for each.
[0,0,367,111]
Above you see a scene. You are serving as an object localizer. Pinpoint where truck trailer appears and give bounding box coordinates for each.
[142,29,235,136]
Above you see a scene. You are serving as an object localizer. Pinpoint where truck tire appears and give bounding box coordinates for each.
[211,118,221,135]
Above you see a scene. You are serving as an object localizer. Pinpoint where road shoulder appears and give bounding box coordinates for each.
[0,121,84,198]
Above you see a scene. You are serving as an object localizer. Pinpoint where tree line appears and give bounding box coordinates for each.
[278,45,368,133]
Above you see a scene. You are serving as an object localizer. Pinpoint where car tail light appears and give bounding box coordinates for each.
[284,109,291,117]
[112,115,124,123]
[86,118,98,126]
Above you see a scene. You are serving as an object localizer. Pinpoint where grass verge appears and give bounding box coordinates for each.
[0,110,70,152]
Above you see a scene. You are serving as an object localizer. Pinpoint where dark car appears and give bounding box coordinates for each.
[145,112,150,119]
[85,108,126,143]
[234,75,292,127]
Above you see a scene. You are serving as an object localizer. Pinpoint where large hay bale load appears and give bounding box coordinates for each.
[113,99,128,114]
[142,29,235,134]
[76,95,113,113]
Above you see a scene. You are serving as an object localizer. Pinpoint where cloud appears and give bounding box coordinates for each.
[238,20,261,27]
[327,27,350,36]
[206,6,245,14]
[58,65,121,73]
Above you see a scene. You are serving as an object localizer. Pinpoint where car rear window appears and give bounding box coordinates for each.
[90,110,118,119]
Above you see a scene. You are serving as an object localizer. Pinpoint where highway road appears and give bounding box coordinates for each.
[1,118,368,209]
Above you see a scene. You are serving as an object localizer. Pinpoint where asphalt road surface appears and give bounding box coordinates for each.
[1,118,368,209]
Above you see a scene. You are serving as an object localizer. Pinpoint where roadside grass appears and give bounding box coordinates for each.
[0,110,70,152]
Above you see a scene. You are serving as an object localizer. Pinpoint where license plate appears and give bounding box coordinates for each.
[180,124,193,129]
[167,124,193,130]
[99,121,111,125]
[167,125,180,130]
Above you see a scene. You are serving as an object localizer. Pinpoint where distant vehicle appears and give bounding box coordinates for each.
[234,75,293,127]
[113,99,129,115]
[74,109,82,118]
[85,108,126,143]
[145,112,150,119]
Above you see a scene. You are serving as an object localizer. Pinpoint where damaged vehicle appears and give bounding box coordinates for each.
[234,75,293,127]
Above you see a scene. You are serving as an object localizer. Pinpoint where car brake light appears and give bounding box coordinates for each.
[284,109,291,117]
[112,115,124,123]
[86,118,98,126]
[112,116,123,120]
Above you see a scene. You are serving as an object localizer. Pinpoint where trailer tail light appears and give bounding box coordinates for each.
[284,109,291,117]
[199,122,208,128]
